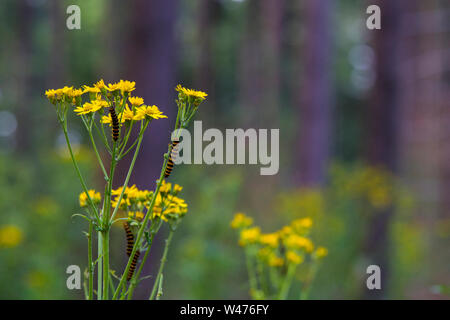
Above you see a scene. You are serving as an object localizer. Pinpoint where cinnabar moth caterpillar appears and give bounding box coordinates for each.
[110,106,119,141]
[123,222,140,281]
[164,140,180,178]
[127,251,140,281]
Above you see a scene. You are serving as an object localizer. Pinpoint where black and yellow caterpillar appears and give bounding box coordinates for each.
[110,106,119,141]
[123,222,140,281]
[164,140,180,178]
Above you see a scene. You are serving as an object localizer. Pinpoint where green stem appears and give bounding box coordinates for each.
[97,231,103,300]
[149,230,174,300]
[87,127,108,180]
[278,263,296,300]
[110,121,149,223]
[88,221,94,300]
[59,117,100,221]
[102,229,110,299]
[299,262,319,300]
[245,247,258,299]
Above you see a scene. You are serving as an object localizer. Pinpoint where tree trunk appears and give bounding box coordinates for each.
[295,0,334,187]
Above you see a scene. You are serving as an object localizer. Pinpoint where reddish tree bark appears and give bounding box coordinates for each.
[295,0,334,186]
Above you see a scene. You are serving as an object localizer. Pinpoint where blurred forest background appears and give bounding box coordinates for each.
[0,0,449,299]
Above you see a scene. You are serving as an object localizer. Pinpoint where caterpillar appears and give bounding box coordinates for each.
[164,140,180,179]
[123,222,140,281]
[110,106,119,141]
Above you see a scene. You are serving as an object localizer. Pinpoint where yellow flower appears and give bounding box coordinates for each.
[79,190,101,207]
[268,255,284,267]
[45,89,59,103]
[108,80,136,94]
[122,106,136,121]
[314,246,328,259]
[74,100,106,115]
[284,234,314,252]
[82,85,101,94]
[259,233,279,248]
[175,84,208,100]
[239,227,260,246]
[129,96,144,107]
[286,250,303,265]
[135,105,167,120]
[278,225,293,238]
[0,225,24,248]
[128,211,145,221]
[230,212,253,229]
[173,184,183,193]
[94,79,106,90]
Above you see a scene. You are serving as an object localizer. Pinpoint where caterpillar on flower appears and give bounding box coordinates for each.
[110,106,120,141]
[164,140,180,179]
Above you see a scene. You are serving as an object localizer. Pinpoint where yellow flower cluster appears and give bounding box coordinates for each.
[175,84,208,105]
[231,213,327,268]
[45,79,167,122]
[110,181,187,223]
[79,189,102,208]
[0,225,24,248]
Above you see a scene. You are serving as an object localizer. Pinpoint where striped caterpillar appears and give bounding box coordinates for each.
[110,106,120,141]
[164,140,180,179]
[123,222,140,281]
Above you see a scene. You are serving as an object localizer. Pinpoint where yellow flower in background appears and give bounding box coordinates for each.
[0,225,24,248]
[284,234,314,252]
[314,246,328,259]
[175,84,208,100]
[128,211,145,221]
[230,212,253,229]
[79,189,101,207]
[268,255,284,267]
[278,225,293,238]
[135,105,167,120]
[239,227,260,246]
[259,233,279,248]
[286,250,303,265]
[26,271,47,289]
[129,96,144,107]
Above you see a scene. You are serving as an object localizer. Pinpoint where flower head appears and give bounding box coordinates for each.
[286,251,303,265]
[74,100,107,115]
[129,96,144,107]
[231,213,253,229]
[135,105,167,120]
[79,190,101,207]
[0,225,24,248]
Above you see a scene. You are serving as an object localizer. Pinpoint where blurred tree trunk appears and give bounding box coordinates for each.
[363,0,406,299]
[195,0,220,122]
[120,0,178,188]
[14,0,33,153]
[294,0,334,187]
[295,0,334,186]
[240,0,282,128]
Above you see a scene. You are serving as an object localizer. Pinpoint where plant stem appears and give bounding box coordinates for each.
[278,264,296,300]
[97,231,103,300]
[88,127,108,180]
[88,221,94,300]
[60,117,100,221]
[149,230,174,300]
[245,247,258,299]
[110,121,149,223]
[102,229,110,299]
